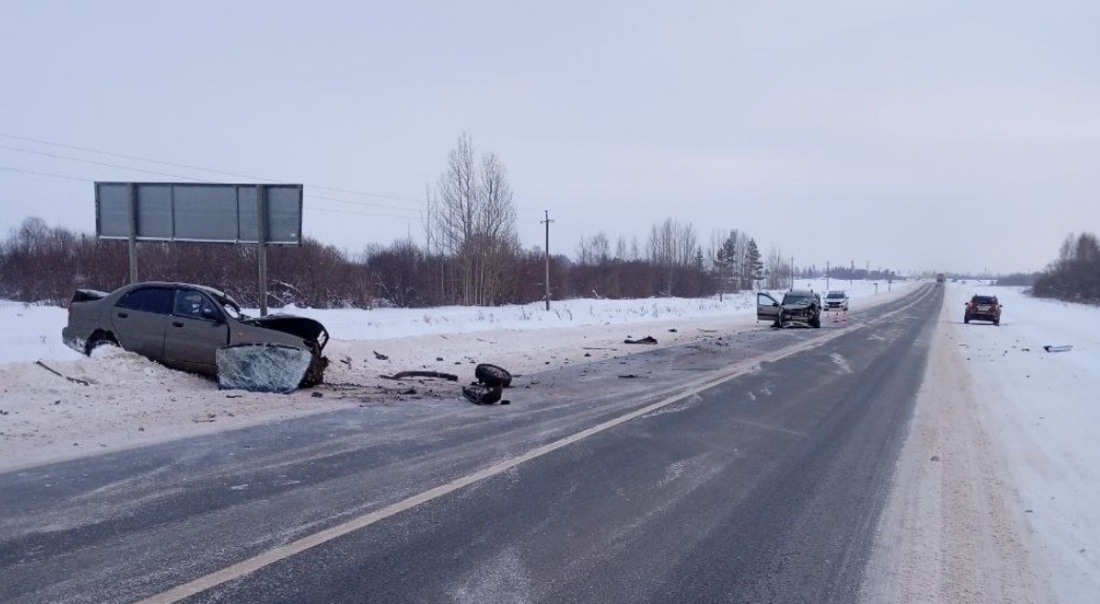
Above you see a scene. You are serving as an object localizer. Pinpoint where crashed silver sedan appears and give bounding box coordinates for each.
[62,282,329,387]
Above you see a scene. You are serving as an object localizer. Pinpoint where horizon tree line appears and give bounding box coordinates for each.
[0,133,930,308]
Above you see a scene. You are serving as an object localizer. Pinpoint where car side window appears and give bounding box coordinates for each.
[174,289,221,321]
[116,287,173,315]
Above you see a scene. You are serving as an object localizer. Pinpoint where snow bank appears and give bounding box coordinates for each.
[5,278,898,363]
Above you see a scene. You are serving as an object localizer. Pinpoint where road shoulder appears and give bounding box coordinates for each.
[860,291,1048,603]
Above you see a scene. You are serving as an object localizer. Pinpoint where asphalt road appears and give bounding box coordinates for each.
[0,285,941,604]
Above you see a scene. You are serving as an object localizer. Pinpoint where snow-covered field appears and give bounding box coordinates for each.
[2,278,1097,601]
[0,278,892,471]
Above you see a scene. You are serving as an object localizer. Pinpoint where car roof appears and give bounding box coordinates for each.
[121,281,235,302]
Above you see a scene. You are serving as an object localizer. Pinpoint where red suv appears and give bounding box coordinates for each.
[964,295,1002,326]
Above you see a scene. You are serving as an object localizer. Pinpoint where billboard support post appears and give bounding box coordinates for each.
[257,185,269,317]
[127,183,139,284]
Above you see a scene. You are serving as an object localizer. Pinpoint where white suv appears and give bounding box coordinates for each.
[823,290,849,311]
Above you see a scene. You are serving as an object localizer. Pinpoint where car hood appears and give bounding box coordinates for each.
[240,315,329,350]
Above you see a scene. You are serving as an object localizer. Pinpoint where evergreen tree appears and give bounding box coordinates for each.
[714,232,739,300]
[744,238,764,290]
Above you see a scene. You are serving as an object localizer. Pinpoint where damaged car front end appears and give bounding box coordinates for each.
[756,290,823,329]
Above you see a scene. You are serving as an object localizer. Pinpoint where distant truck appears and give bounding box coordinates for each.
[936,273,946,285]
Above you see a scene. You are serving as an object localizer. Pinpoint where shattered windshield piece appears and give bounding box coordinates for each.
[216,344,311,394]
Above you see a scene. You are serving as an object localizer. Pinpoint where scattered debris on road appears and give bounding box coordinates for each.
[463,384,503,405]
[381,371,459,381]
[474,363,512,388]
[373,351,389,360]
[34,360,91,386]
[460,363,514,405]
[624,336,658,345]
[1043,345,1073,353]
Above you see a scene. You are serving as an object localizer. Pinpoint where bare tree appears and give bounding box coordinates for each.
[614,235,627,260]
[425,133,520,306]
[765,246,788,290]
[647,217,698,295]
[476,151,520,305]
[577,231,611,266]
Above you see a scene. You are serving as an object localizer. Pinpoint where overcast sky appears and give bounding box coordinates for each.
[2,0,1098,275]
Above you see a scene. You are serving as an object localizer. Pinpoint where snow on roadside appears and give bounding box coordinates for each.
[0,279,909,471]
[865,283,1100,603]
[0,301,82,364]
[4,278,893,364]
[949,285,1100,602]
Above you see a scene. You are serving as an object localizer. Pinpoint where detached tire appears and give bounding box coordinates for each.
[475,363,512,388]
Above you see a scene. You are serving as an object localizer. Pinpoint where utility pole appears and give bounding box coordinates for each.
[826,260,830,292]
[790,256,795,290]
[542,210,554,310]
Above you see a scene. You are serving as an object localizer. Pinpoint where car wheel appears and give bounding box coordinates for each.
[994,319,1000,326]
[475,363,513,388]
[964,316,970,324]
[85,331,118,356]
[810,317,821,328]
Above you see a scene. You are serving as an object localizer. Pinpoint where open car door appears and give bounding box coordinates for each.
[757,292,781,322]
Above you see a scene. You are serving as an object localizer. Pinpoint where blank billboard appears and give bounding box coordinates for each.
[95,182,303,245]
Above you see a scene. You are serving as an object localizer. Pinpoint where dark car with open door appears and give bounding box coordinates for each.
[757,289,822,328]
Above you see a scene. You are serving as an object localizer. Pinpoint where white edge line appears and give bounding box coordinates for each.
[137,286,933,603]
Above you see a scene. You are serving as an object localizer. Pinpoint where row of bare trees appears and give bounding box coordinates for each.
[1032,232,1100,303]
[1,134,795,308]
[0,213,781,308]
[0,217,371,307]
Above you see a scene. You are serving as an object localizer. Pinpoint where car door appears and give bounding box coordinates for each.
[757,292,781,322]
[163,288,230,373]
[111,286,172,359]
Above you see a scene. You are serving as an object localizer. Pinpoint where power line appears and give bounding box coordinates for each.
[0,142,423,213]
[0,131,426,206]
[0,162,420,220]
[310,207,423,220]
[0,143,207,181]
[0,163,93,182]
[306,193,420,215]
